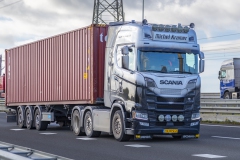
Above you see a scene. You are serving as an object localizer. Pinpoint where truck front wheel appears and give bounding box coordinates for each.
[112,110,131,142]
[84,111,101,137]
[34,109,48,131]
[224,92,230,99]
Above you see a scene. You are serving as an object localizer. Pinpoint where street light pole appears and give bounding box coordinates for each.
[142,0,144,20]
[142,0,144,19]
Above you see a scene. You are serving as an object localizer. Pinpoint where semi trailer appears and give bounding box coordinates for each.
[218,58,240,99]
[6,20,205,141]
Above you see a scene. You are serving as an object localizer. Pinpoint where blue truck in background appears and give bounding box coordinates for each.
[218,58,240,99]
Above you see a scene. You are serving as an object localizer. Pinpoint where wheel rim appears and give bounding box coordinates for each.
[113,115,122,136]
[18,110,22,124]
[27,113,30,124]
[74,115,79,133]
[35,114,40,127]
[85,114,92,134]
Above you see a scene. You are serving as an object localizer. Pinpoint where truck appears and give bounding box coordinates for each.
[218,58,240,99]
[5,20,205,141]
[0,74,5,98]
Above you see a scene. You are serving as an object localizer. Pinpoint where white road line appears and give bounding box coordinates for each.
[10,129,25,131]
[76,138,97,140]
[201,124,240,128]
[192,154,226,158]
[125,144,150,148]
[212,136,240,140]
[39,133,57,135]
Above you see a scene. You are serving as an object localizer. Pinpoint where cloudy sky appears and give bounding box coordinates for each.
[1,0,240,93]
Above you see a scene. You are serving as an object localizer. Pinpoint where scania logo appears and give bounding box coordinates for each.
[160,80,183,85]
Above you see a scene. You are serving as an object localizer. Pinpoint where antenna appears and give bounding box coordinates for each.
[92,0,124,25]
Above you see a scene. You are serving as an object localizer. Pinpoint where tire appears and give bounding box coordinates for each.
[26,108,34,129]
[17,108,25,128]
[72,110,85,136]
[84,111,101,137]
[34,109,48,131]
[224,92,230,99]
[112,110,131,142]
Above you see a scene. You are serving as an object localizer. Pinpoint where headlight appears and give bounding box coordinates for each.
[187,79,197,88]
[172,115,178,122]
[178,115,184,122]
[145,77,156,87]
[191,113,200,120]
[132,111,148,120]
[158,115,164,122]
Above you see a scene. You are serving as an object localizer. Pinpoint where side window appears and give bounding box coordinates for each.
[221,70,226,78]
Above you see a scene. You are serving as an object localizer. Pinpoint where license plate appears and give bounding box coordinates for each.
[163,129,178,133]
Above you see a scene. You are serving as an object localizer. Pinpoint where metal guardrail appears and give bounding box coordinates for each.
[0,141,73,160]
[201,93,220,99]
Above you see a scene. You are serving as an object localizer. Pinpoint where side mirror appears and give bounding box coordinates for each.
[199,52,205,73]
[218,71,221,79]
[199,59,205,73]
[122,55,129,69]
[121,46,129,55]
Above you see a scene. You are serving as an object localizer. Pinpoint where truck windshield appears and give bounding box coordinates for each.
[137,50,199,74]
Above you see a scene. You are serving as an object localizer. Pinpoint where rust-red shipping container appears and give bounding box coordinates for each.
[5,25,108,106]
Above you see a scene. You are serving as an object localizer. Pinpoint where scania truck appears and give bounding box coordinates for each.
[6,20,204,141]
[218,58,240,99]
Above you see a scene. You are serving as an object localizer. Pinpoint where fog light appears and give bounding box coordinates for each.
[190,121,199,126]
[139,122,149,126]
[172,115,177,122]
[158,115,164,122]
[178,115,184,122]
[165,115,171,122]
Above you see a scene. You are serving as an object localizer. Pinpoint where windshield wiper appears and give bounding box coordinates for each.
[168,71,192,74]
[143,70,167,73]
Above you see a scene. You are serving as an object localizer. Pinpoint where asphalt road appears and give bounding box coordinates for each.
[0,112,240,160]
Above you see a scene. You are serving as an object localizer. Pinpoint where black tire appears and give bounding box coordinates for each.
[72,110,85,136]
[224,92,230,99]
[17,108,25,128]
[26,108,34,129]
[112,110,131,142]
[34,109,48,131]
[84,111,101,137]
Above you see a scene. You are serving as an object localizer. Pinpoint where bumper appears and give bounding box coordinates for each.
[126,121,200,136]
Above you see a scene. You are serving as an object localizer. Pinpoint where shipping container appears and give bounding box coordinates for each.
[5,25,108,106]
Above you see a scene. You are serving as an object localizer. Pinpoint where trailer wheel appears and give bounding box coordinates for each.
[112,110,131,142]
[26,108,34,129]
[34,109,48,131]
[17,108,25,128]
[224,92,230,99]
[72,110,85,136]
[84,111,101,137]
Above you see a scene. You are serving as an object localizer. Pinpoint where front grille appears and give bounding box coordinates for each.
[157,105,184,110]
[157,97,184,103]
[160,89,182,95]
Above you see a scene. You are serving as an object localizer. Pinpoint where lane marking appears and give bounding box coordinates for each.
[192,154,226,158]
[10,129,25,131]
[125,144,150,148]
[76,138,97,140]
[212,136,240,140]
[39,133,57,135]
[201,124,240,128]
